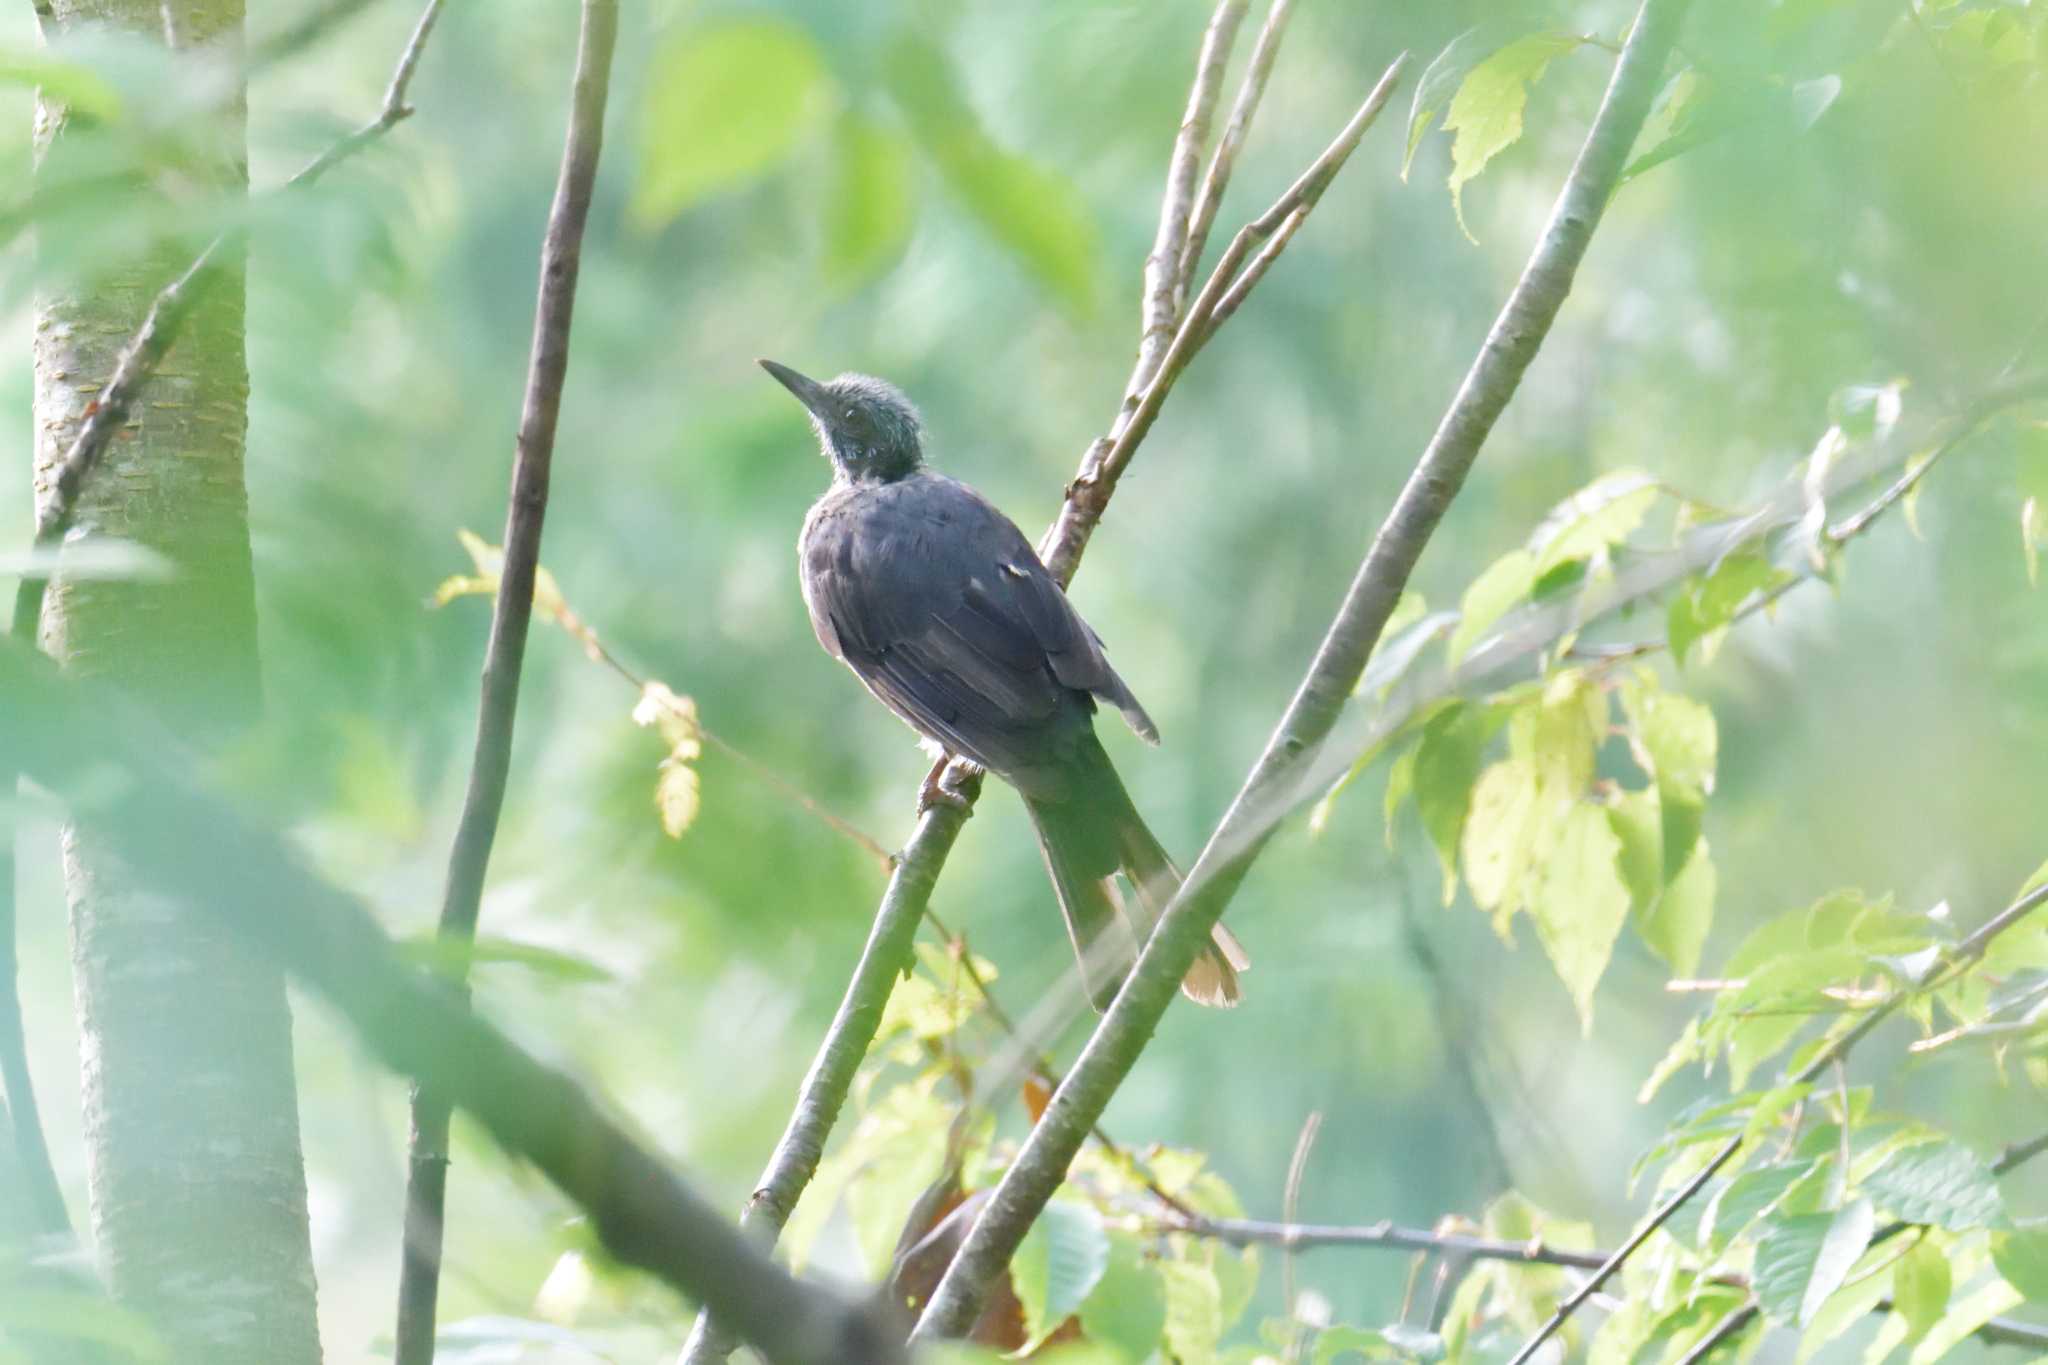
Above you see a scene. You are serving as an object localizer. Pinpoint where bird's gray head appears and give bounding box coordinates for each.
[759,360,925,484]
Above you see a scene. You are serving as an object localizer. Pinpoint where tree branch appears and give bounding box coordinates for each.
[393,1,613,1359]
[1177,0,1297,309]
[1507,876,2048,1365]
[677,11,1380,1361]
[909,0,1690,1339]
[0,644,906,1365]
[0,0,449,1257]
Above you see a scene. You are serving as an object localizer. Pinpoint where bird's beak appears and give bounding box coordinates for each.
[758,358,828,418]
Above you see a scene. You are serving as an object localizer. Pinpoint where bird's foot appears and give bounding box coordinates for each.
[917,756,975,815]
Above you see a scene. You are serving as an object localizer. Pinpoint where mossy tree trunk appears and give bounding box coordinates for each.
[30,2,322,1360]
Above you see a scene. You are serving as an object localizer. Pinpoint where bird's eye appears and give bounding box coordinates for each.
[843,408,856,420]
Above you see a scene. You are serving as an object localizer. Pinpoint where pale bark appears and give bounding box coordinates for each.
[30,2,321,1360]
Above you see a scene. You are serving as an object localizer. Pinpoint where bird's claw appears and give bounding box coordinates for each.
[917,758,974,815]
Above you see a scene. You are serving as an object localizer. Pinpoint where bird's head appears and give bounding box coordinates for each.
[759,360,926,484]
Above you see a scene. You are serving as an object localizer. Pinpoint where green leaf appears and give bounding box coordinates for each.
[1404,27,1494,179]
[1863,1141,2005,1232]
[1160,1260,1224,1365]
[1078,1234,1167,1363]
[1531,802,1633,1033]
[1441,33,1583,240]
[1608,788,1662,915]
[1893,1237,1952,1342]
[1908,1277,2023,1365]
[1991,1227,2048,1302]
[1412,702,1494,900]
[1012,1200,1111,1351]
[1643,838,1714,979]
[823,111,916,287]
[1707,1159,1823,1252]
[1528,471,1660,573]
[1753,1200,1874,1326]
[1460,757,1543,924]
[884,33,1098,313]
[1447,548,1538,665]
[633,18,832,228]
[1623,681,1717,803]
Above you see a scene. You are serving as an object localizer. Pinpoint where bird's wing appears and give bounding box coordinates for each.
[800,475,1155,776]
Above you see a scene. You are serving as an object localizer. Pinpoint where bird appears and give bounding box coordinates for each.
[762,359,1248,1010]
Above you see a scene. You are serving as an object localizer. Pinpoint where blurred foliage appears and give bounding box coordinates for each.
[7,0,2048,1361]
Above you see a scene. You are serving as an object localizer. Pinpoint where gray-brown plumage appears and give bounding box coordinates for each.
[763,359,1247,1010]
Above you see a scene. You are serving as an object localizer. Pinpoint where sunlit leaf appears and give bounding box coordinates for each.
[1528,471,1659,574]
[1908,1277,2023,1365]
[1412,702,1494,901]
[1752,1200,1873,1326]
[1460,757,1542,924]
[1892,1237,1952,1343]
[1531,802,1633,1033]
[1161,1259,1224,1365]
[1446,548,1538,665]
[1643,838,1714,980]
[633,17,833,228]
[1441,33,1582,240]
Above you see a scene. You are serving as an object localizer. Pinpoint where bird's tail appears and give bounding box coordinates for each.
[1023,737,1248,1012]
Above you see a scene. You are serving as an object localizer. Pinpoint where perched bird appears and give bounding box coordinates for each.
[763,359,1247,1010]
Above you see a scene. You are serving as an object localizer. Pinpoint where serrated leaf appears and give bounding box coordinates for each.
[823,110,916,287]
[1447,548,1538,665]
[1161,1260,1224,1365]
[1708,1160,1824,1252]
[1624,682,1716,802]
[1012,1200,1110,1351]
[633,18,832,228]
[1442,32,1582,240]
[1863,1141,2005,1232]
[1893,1237,1952,1342]
[1405,27,1493,178]
[1753,1201,1874,1326]
[1078,1233,1166,1362]
[1531,802,1632,1034]
[1991,1227,2048,1302]
[884,32,1096,313]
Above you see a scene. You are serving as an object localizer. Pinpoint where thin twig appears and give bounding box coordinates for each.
[1041,53,1408,585]
[1138,0,1249,391]
[1178,0,1298,311]
[0,644,906,1365]
[1279,1110,1323,1364]
[290,0,445,187]
[1177,1213,1609,1270]
[910,2,1688,1342]
[391,2,614,1360]
[1508,877,2048,1365]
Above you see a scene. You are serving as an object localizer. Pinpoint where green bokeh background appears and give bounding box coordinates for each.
[5,0,2045,1359]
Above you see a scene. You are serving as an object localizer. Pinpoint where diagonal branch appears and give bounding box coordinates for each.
[0,0,450,1251]
[0,643,905,1365]
[909,0,1692,1340]
[391,1,612,1360]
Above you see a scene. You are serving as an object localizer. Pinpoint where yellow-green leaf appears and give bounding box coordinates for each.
[1442,33,1582,240]
[1447,548,1538,665]
[1643,838,1714,980]
[1460,757,1543,924]
[1531,801,1633,1033]
[1893,1237,1952,1343]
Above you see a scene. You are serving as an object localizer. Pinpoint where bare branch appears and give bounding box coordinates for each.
[909,0,1691,1340]
[1178,0,1298,310]
[393,1,615,1358]
[1041,54,1408,585]
[1137,0,1248,393]
[1178,1213,1608,1270]
[290,0,445,187]
[0,644,906,1365]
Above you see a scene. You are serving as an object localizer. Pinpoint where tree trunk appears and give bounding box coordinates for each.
[30,2,322,1361]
